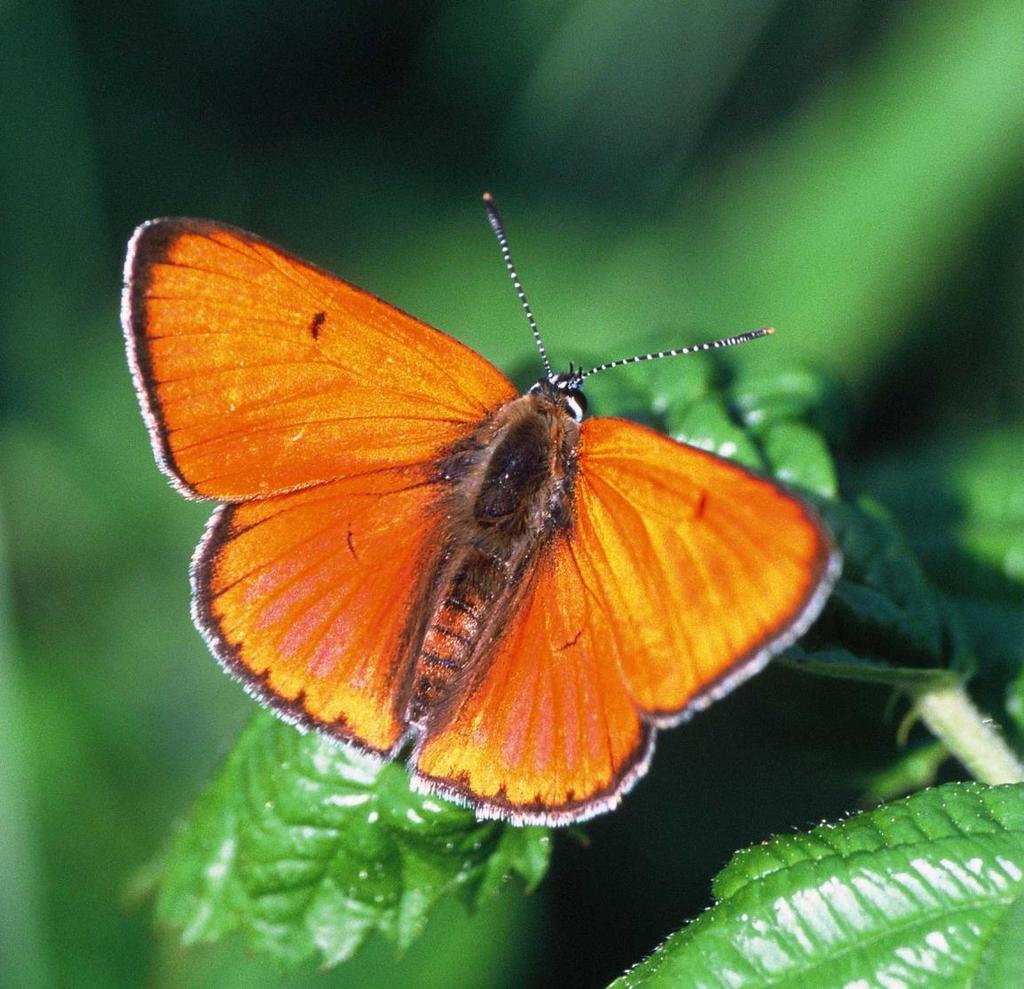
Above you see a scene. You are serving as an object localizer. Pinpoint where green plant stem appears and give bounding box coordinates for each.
[911,681,1024,785]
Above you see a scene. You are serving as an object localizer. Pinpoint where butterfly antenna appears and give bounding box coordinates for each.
[578,327,774,380]
[482,192,552,377]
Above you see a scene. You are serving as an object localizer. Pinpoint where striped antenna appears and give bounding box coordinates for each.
[482,193,552,377]
[578,327,774,380]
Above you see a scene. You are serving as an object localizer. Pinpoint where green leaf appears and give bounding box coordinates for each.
[760,421,837,498]
[1011,669,1024,741]
[730,364,844,439]
[612,782,1024,988]
[781,648,956,691]
[665,395,765,471]
[861,429,1024,604]
[583,335,714,422]
[584,344,842,504]
[952,430,1024,587]
[156,712,550,967]
[794,499,962,677]
[859,742,950,806]
[974,893,1024,989]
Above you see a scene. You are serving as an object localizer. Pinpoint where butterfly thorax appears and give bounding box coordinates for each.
[402,387,581,726]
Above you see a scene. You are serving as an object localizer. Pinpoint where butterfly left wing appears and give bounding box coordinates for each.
[123,218,517,500]
[412,540,655,825]
[193,467,442,754]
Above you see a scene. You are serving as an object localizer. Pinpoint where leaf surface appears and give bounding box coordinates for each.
[613,783,1024,988]
[156,713,550,967]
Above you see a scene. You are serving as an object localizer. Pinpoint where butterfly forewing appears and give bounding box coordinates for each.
[123,219,516,500]
[575,417,839,723]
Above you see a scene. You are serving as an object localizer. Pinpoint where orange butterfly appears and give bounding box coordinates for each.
[122,197,839,825]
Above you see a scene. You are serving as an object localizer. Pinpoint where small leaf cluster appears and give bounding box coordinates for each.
[155,712,549,966]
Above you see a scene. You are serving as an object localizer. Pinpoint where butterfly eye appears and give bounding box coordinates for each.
[564,389,587,422]
[532,374,588,422]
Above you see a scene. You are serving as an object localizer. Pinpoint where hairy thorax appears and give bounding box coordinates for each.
[401,388,580,727]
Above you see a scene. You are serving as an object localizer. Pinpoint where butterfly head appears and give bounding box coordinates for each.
[529,370,587,423]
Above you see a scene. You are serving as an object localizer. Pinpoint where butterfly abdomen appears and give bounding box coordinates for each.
[404,391,580,726]
[407,563,490,722]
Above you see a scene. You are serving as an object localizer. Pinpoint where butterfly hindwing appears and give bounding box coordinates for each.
[123,218,517,500]
[412,538,654,824]
[193,467,442,754]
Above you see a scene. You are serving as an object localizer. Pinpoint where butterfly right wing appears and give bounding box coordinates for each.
[411,539,653,824]
[193,466,442,753]
[408,414,838,823]
[573,416,839,724]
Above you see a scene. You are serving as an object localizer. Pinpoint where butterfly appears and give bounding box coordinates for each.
[122,195,840,826]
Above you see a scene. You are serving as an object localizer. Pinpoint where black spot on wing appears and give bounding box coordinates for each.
[558,629,583,651]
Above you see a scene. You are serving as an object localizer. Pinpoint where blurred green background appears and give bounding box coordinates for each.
[1,1,1023,987]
